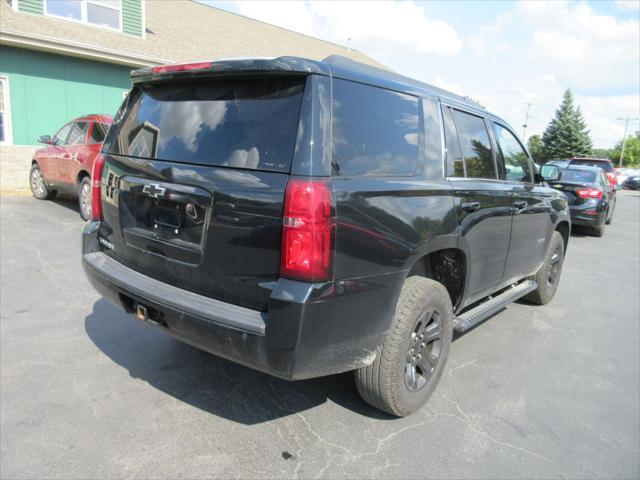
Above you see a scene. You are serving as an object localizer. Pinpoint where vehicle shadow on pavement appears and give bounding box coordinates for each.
[84,299,393,423]
[50,194,81,215]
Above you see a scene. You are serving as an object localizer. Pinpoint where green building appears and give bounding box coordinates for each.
[0,0,380,189]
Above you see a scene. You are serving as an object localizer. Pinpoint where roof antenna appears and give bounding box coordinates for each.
[346,38,352,53]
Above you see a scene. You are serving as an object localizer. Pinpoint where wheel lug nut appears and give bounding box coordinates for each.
[421,343,425,348]
[417,353,422,359]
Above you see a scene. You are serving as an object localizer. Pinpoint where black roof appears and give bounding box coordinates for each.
[132,55,502,122]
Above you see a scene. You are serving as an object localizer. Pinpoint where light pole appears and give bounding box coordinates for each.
[521,102,536,141]
[616,117,640,168]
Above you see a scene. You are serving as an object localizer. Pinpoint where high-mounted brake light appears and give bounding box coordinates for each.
[91,154,105,221]
[576,188,603,199]
[151,61,214,74]
[281,179,334,282]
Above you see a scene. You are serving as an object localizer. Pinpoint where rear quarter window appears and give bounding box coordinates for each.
[103,77,305,172]
[331,79,419,177]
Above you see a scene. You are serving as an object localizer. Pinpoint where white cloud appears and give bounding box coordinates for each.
[615,0,640,11]
[516,1,639,91]
[234,0,462,57]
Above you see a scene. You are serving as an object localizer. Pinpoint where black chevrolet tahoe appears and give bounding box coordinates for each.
[82,55,570,416]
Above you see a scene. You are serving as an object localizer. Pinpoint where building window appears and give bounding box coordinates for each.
[0,77,13,145]
[45,0,122,31]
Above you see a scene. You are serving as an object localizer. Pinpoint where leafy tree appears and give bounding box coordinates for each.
[591,147,613,159]
[527,134,544,163]
[541,89,593,162]
[609,131,640,168]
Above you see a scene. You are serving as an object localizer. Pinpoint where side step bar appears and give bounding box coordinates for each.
[453,280,537,333]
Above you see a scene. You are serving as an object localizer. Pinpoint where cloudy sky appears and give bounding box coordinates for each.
[203,0,639,148]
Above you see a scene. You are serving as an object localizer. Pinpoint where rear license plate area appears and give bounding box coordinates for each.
[118,188,209,264]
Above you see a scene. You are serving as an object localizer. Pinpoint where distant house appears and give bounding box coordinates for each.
[0,0,382,148]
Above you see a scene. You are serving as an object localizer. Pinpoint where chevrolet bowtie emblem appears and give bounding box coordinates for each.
[142,184,166,198]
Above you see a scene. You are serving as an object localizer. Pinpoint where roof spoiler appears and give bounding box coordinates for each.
[131,56,330,83]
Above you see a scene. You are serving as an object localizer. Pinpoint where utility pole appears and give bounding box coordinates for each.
[521,102,535,141]
[616,117,640,167]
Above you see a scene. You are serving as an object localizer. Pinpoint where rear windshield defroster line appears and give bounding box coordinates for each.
[103,77,306,173]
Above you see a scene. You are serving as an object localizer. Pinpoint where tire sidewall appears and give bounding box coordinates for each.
[391,280,453,415]
[539,231,565,302]
[78,177,92,220]
[29,164,48,200]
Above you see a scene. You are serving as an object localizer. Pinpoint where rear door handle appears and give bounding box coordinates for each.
[460,201,480,212]
[513,200,528,210]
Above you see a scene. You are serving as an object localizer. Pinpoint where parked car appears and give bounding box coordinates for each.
[623,174,640,190]
[542,165,615,237]
[546,159,570,169]
[615,167,639,186]
[81,56,570,417]
[29,114,113,220]
[568,157,617,189]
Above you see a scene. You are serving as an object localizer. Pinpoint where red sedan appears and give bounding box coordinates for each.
[29,114,112,220]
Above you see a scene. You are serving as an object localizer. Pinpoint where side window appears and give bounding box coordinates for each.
[493,123,532,182]
[443,107,464,177]
[53,124,73,146]
[332,79,419,176]
[66,122,89,145]
[451,109,496,179]
[90,123,108,144]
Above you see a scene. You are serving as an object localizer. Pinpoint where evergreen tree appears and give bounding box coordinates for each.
[527,134,544,163]
[541,89,593,162]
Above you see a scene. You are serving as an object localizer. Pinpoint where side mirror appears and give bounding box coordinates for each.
[37,135,52,144]
[540,164,561,182]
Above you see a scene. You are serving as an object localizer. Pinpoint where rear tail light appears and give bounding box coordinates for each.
[91,154,105,221]
[606,172,617,187]
[576,188,603,199]
[151,61,213,74]
[281,178,334,282]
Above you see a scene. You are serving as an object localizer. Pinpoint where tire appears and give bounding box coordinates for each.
[592,224,604,237]
[355,276,453,417]
[78,176,92,221]
[605,207,613,225]
[523,231,564,305]
[29,163,56,200]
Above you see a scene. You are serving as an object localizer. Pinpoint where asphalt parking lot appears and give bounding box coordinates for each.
[1,191,639,479]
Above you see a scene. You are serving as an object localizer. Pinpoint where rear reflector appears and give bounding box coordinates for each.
[151,61,214,74]
[91,154,105,221]
[576,188,603,199]
[281,179,334,282]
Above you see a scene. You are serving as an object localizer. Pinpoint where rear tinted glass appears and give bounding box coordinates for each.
[331,79,419,176]
[90,122,109,144]
[104,77,305,172]
[451,110,496,179]
[570,159,614,173]
[560,168,597,183]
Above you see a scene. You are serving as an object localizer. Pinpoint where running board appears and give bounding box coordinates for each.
[453,280,537,333]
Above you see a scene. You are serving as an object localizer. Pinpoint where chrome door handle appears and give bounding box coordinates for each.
[460,201,480,212]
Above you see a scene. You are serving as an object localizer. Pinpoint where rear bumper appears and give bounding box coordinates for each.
[569,204,605,227]
[82,222,404,380]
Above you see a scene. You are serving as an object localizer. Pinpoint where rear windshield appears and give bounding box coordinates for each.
[570,159,614,173]
[560,168,597,183]
[103,77,305,172]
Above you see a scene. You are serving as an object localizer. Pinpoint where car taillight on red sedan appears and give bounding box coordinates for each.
[576,188,603,199]
[606,172,617,188]
[280,178,335,282]
[90,154,105,221]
